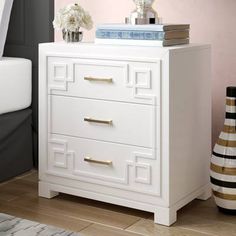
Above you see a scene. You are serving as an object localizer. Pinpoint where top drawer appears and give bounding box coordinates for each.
[47,57,161,106]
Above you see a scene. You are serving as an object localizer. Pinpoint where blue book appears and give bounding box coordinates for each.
[96,30,165,40]
[96,29,189,41]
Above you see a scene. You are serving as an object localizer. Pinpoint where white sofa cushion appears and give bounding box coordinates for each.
[0,57,32,115]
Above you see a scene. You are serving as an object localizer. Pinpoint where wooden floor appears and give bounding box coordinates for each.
[0,170,235,236]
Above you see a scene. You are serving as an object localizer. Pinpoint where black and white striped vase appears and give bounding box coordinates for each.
[211,87,236,214]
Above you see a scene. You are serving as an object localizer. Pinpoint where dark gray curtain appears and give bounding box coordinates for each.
[4,0,55,167]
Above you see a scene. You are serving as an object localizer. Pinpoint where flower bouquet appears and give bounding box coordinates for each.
[53,2,93,42]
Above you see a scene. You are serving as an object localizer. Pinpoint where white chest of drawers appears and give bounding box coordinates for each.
[39,42,211,226]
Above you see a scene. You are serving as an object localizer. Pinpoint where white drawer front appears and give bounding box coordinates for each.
[47,134,161,197]
[48,57,161,106]
[49,95,159,149]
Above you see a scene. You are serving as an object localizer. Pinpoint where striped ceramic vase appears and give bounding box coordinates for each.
[211,87,236,214]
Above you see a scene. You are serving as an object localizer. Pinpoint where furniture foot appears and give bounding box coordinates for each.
[154,207,177,226]
[197,185,212,200]
[38,181,59,199]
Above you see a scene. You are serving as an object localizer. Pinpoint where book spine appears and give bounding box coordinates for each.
[97,25,164,31]
[95,38,164,46]
[96,30,165,40]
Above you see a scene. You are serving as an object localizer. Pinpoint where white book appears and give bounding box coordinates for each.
[96,23,190,32]
[95,38,189,47]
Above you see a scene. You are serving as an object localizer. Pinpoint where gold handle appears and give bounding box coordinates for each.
[84,117,113,125]
[84,157,112,166]
[84,76,113,83]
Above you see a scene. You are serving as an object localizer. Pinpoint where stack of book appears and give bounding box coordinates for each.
[95,24,190,47]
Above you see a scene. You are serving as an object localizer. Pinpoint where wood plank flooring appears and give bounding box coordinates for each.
[0,170,235,236]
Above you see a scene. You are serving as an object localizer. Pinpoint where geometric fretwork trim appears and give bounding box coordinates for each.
[50,139,75,169]
[53,63,68,81]
[49,63,74,92]
[127,65,159,105]
[47,139,160,196]
[130,152,154,185]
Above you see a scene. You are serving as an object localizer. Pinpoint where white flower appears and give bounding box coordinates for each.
[63,12,81,32]
[53,13,61,30]
[81,12,93,30]
[53,2,93,31]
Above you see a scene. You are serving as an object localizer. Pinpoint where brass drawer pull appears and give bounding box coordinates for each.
[84,76,113,83]
[84,117,113,125]
[84,157,112,166]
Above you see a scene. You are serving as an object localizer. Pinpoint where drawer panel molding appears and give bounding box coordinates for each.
[47,135,161,197]
[73,151,156,186]
[47,57,161,105]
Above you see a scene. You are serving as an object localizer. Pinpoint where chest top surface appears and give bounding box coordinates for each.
[39,42,210,59]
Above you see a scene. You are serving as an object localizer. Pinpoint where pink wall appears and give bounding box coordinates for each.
[55,0,236,144]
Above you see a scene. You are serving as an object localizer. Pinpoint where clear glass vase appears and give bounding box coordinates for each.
[211,86,236,214]
[62,29,83,43]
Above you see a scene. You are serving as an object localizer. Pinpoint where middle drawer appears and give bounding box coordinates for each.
[49,95,158,148]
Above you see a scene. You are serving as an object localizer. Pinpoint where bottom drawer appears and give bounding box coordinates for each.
[47,134,161,197]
